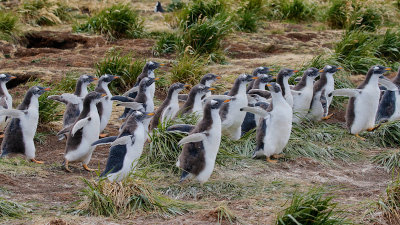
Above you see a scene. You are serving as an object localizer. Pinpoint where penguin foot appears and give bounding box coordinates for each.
[31,158,44,164]
[355,133,366,141]
[65,161,72,172]
[99,133,108,138]
[266,157,278,163]
[322,113,333,120]
[83,164,96,172]
[367,124,381,132]
[272,154,284,159]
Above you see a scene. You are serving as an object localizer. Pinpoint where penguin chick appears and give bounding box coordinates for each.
[220,74,257,140]
[150,83,188,130]
[178,73,221,102]
[177,84,212,117]
[241,82,292,163]
[330,65,391,138]
[93,111,155,182]
[95,74,119,136]
[276,68,298,107]
[0,74,16,131]
[177,98,230,184]
[247,66,273,93]
[64,92,105,172]
[376,69,400,123]
[292,68,319,123]
[308,65,342,121]
[0,86,50,163]
[154,1,164,12]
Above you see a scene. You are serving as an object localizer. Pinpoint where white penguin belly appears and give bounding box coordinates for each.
[263,107,292,157]
[222,96,247,139]
[21,108,39,159]
[100,98,112,132]
[149,83,155,100]
[161,104,179,123]
[308,92,324,121]
[293,89,313,122]
[351,88,380,134]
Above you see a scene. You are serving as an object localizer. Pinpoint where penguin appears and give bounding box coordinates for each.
[220,74,257,140]
[241,82,292,163]
[291,68,319,123]
[154,1,164,12]
[241,74,274,135]
[92,110,154,182]
[376,68,400,123]
[177,84,212,117]
[48,75,97,139]
[0,74,16,133]
[120,61,163,119]
[63,92,105,172]
[0,86,50,163]
[308,65,342,121]
[246,66,273,93]
[330,65,391,138]
[176,98,230,184]
[149,83,189,130]
[178,73,221,101]
[276,68,298,107]
[95,74,119,136]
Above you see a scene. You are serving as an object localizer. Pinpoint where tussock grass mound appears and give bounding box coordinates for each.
[20,0,74,26]
[169,54,207,86]
[0,198,25,218]
[0,11,19,42]
[377,176,400,224]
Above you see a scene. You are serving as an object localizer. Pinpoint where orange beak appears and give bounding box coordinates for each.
[319,69,324,72]
[223,99,231,103]
[159,63,165,66]
[101,93,107,97]
[113,76,120,79]
[208,87,216,91]
[337,67,343,70]
[10,76,16,79]
[385,68,392,71]
[251,77,258,80]
[293,70,299,73]
[44,87,51,91]
[269,68,275,71]
[147,112,155,116]
[184,84,191,88]
[93,77,98,80]
[216,76,222,79]
[266,84,272,87]
[154,77,160,81]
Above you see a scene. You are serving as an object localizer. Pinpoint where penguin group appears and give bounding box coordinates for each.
[0,63,397,184]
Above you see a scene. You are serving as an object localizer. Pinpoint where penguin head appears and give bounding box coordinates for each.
[170,82,188,93]
[238,74,257,83]
[278,68,298,79]
[192,84,213,95]
[30,86,51,96]
[209,98,230,110]
[144,61,162,72]
[132,110,155,121]
[100,74,119,83]
[253,66,272,76]
[320,65,342,74]
[304,67,319,79]
[371,65,391,75]
[200,73,221,86]
[258,74,274,84]
[0,74,16,83]
[84,91,104,104]
[80,74,97,84]
[266,82,281,93]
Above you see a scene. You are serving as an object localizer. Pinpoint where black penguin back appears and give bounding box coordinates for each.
[100,145,127,177]
[376,90,396,123]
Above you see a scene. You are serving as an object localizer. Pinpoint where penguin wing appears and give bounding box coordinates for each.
[101,145,127,177]
[92,136,119,146]
[0,109,27,118]
[203,95,232,101]
[178,132,207,146]
[178,94,188,102]
[379,78,398,91]
[291,90,302,96]
[116,102,144,110]
[167,124,195,134]
[111,96,135,102]
[248,89,271,99]
[0,97,8,109]
[111,135,134,147]
[71,117,91,136]
[329,89,361,98]
[376,91,396,122]
[47,95,68,105]
[240,107,268,118]
[320,89,328,116]
[61,93,83,105]
[122,86,139,97]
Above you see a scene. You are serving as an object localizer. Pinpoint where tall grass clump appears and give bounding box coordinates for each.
[372,149,400,172]
[236,0,264,33]
[169,54,207,86]
[177,0,227,29]
[73,4,144,40]
[214,204,238,224]
[325,0,351,29]
[276,187,349,224]
[152,32,180,56]
[19,0,73,26]
[348,7,382,32]
[265,0,317,22]
[77,177,193,218]
[95,50,145,93]
[167,0,186,12]
[376,29,400,63]
[218,130,256,162]
[371,121,400,148]
[377,175,400,224]
[0,198,25,218]
[0,11,18,41]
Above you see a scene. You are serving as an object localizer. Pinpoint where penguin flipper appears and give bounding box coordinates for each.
[248,89,271,99]
[376,91,396,123]
[203,95,232,101]
[47,95,68,105]
[0,109,26,118]
[122,86,139,97]
[111,96,135,102]
[92,136,118,146]
[330,89,361,98]
[0,97,8,109]
[111,135,135,147]
[101,145,127,177]
[379,78,398,91]
[240,107,268,117]
[116,102,144,110]
[71,117,91,136]
[167,124,195,134]
[320,89,328,116]
[178,94,188,102]
[178,132,207,146]
[255,102,270,110]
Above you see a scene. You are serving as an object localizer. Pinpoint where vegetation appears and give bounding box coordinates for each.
[0,11,18,41]
[73,4,144,40]
[276,187,349,224]
[265,0,317,22]
[152,32,179,56]
[348,7,382,32]
[214,204,238,224]
[325,0,350,29]
[95,50,145,93]
[177,0,227,29]
[236,0,264,32]
[371,121,400,148]
[19,0,73,26]
[166,0,186,12]
[169,54,207,86]
[372,149,400,172]
[0,198,25,218]
[377,175,400,224]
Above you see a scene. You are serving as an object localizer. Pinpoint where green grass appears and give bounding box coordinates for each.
[0,11,18,41]
[152,32,180,56]
[214,204,238,224]
[73,4,144,40]
[348,7,382,32]
[167,0,186,12]
[276,187,349,224]
[372,149,400,172]
[377,175,400,224]
[177,0,227,29]
[236,0,264,33]
[0,198,25,218]
[325,0,349,29]
[169,54,207,86]
[95,50,145,93]
[19,0,72,26]
[265,0,317,22]
[371,121,400,148]
[376,29,400,63]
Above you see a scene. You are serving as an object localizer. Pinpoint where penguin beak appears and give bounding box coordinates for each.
[93,77,98,80]
[216,76,222,79]
[269,68,275,71]
[44,87,51,91]
[159,63,165,66]
[184,84,191,88]
[223,99,231,103]
[147,112,155,116]
[113,76,120,79]
[154,77,160,81]
[251,77,258,80]
[385,68,392,71]
[10,76,16,79]
[208,87,216,91]
[293,70,299,73]
[101,93,107,97]
[337,67,343,70]
[266,84,272,87]
[319,69,324,72]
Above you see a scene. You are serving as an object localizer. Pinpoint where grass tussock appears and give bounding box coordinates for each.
[265,0,317,22]
[177,0,227,29]
[325,0,352,29]
[0,11,19,42]
[214,204,238,224]
[276,187,349,224]
[0,198,25,218]
[377,175,400,224]
[19,0,74,26]
[77,177,193,218]
[166,0,186,12]
[95,50,145,93]
[219,129,256,162]
[236,0,264,33]
[348,7,382,32]
[73,4,144,40]
[152,32,179,56]
[169,54,207,86]
[371,121,400,148]
[372,149,400,172]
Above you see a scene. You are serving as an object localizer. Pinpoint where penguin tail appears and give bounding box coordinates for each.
[252,149,263,159]
[179,171,190,183]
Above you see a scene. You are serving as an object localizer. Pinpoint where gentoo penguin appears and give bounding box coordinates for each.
[376,68,400,123]
[176,98,230,184]
[177,84,212,117]
[292,68,319,123]
[0,74,16,132]
[95,74,119,136]
[246,66,273,93]
[220,74,257,140]
[64,92,105,172]
[120,61,162,119]
[331,65,391,138]
[48,75,97,139]
[276,68,298,107]
[241,74,274,135]
[154,1,164,12]
[0,86,50,163]
[178,73,221,101]
[308,65,342,121]
[241,82,292,163]
[92,110,154,182]
[150,83,188,130]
